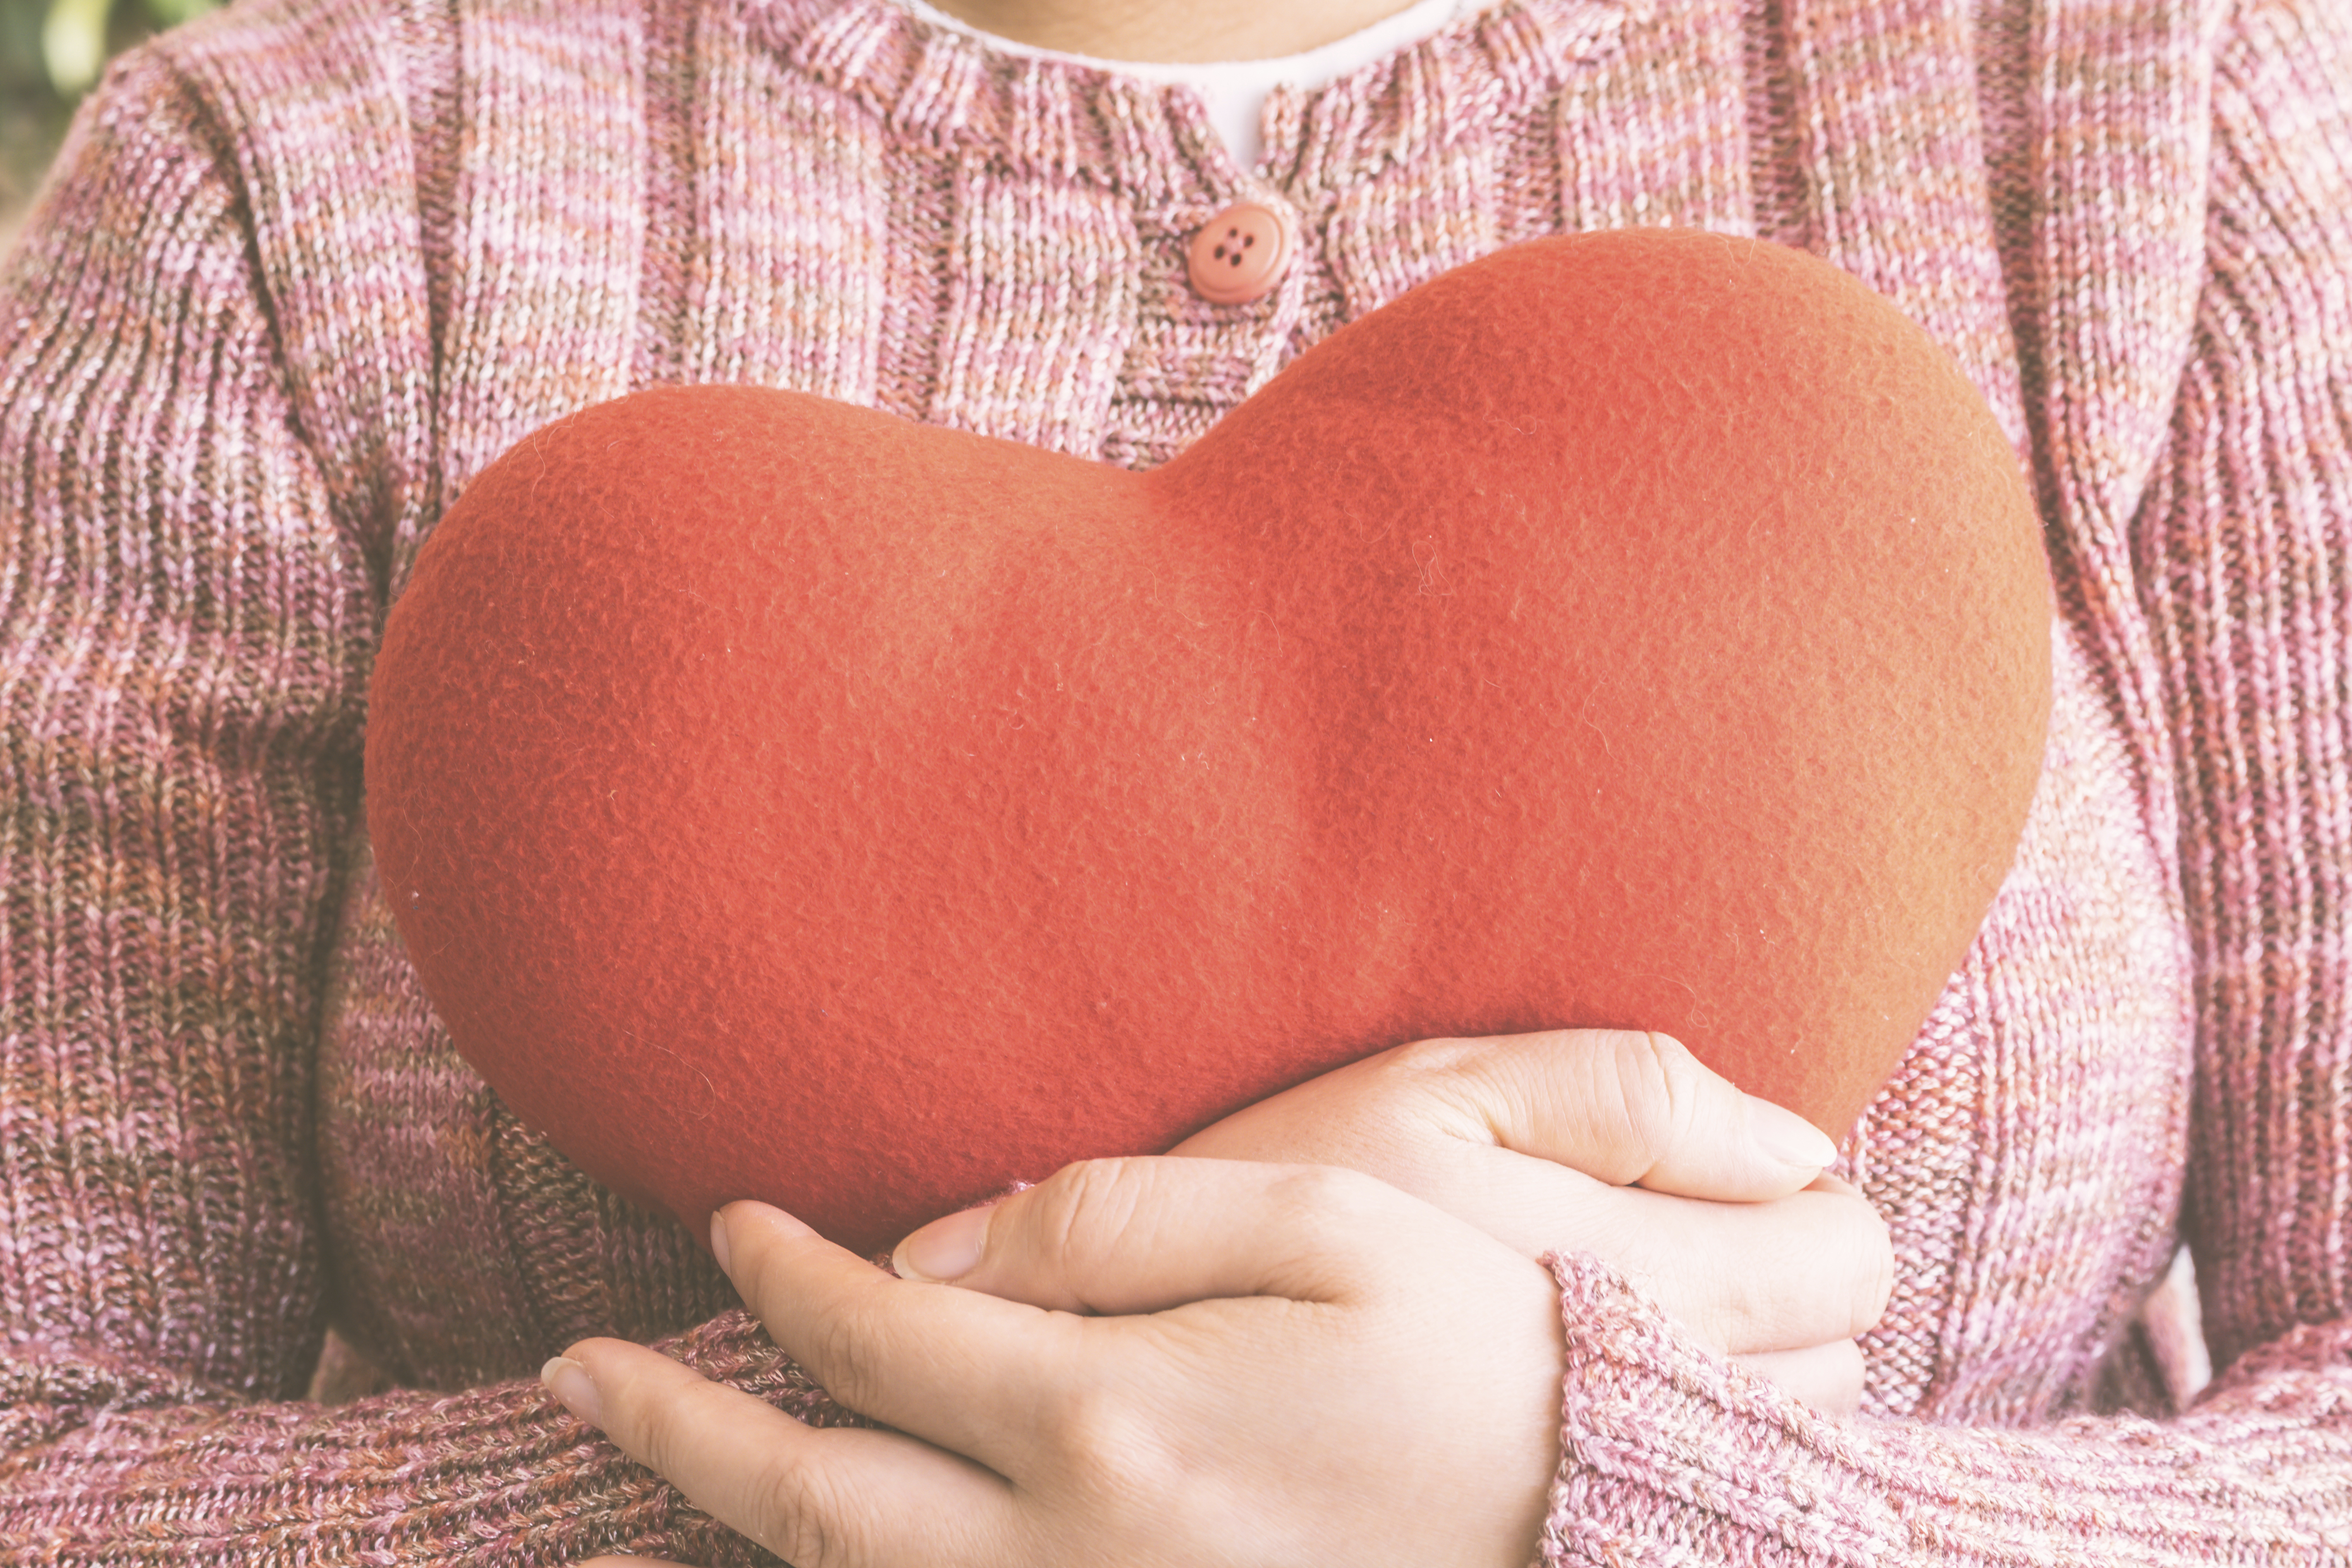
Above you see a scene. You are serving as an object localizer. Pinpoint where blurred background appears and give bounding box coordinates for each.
[1,0,216,254]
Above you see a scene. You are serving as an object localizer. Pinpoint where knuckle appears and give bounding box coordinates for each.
[1399,1036,1527,1147]
[1264,1161,1387,1229]
[1647,1199,1798,1352]
[1032,1156,1153,1271]
[804,1301,892,1417]
[750,1457,855,1568]
[1384,1035,1486,1114]
[1387,1034,1448,1067]
[1618,1203,1731,1335]
[1036,1379,1178,1503]
[1788,1188,1896,1340]
[1652,1186,1896,1354]
[1810,1340,1867,1419]
[1389,1033,1482,1080]
[1670,1244,1756,1352]
[1607,1030,1691,1177]
[1848,1203,1897,1334]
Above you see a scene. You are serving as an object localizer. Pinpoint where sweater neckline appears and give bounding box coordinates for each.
[885,0,1474,168]
[751,0,1640,198]
[886,0,1469,85]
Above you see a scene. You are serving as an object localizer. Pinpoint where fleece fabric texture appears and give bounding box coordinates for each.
[4,0,2352,1560]
[366,231,2051,1253]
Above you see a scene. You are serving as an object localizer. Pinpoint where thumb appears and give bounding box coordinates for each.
[890,1156,1436,1314]
[1424,1029,1839,1202]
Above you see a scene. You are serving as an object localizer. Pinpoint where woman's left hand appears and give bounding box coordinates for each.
[547,1156,1564,1568]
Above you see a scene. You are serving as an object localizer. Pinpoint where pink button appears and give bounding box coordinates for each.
[1186,203,1292,306]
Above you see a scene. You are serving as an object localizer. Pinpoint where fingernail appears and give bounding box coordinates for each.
[1744,1094,1838,1168]
[894,1203,992,1284]
[542,1355,604,1429]
[708,1209,731,1273]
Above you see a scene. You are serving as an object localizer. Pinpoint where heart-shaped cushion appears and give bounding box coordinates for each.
[366,228,2051,1256]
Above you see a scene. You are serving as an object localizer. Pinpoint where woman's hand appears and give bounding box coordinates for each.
[1168,1029,1891,1412]
[551,1160,1564,1568]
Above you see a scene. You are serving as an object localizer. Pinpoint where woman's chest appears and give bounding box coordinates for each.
[313,0,2195,1407]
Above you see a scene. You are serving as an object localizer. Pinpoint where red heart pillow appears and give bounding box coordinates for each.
[366,229,2051,1256]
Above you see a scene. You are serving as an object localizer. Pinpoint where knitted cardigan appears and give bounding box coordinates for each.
[2,0,2349,1558]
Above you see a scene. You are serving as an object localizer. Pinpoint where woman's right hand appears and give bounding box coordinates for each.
[1156,1029,1893,1415]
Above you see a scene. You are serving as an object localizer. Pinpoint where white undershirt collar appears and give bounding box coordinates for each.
[892,0,1472,168]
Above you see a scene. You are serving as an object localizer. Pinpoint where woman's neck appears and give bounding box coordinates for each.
[915,0,1422,61]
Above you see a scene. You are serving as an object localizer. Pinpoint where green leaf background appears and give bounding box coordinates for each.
[2,0,217,251]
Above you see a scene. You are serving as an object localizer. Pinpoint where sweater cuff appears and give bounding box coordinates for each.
[1539,1251,1897,1567]
[0,1310,861,1566]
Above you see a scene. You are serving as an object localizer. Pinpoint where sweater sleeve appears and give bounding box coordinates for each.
[0,43,856,1567]
[1537,1,2352,1560]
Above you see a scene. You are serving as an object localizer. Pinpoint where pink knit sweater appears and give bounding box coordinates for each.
[2,0,2349,1558]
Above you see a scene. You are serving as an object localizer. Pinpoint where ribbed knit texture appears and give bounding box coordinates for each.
[0,0,2347,1559]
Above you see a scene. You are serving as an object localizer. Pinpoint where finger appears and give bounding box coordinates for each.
[1205,1128,1886,1358]
[894,1155,1460,1315]
[1730,1340,1865,1416]
[713,1200,1079,1466]
[1601,1180,1893,1354]
[550,1336,1012,1568]
[1413,1029,1840,1200]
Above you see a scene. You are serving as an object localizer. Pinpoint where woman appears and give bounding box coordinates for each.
[0,0,2345,1559]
